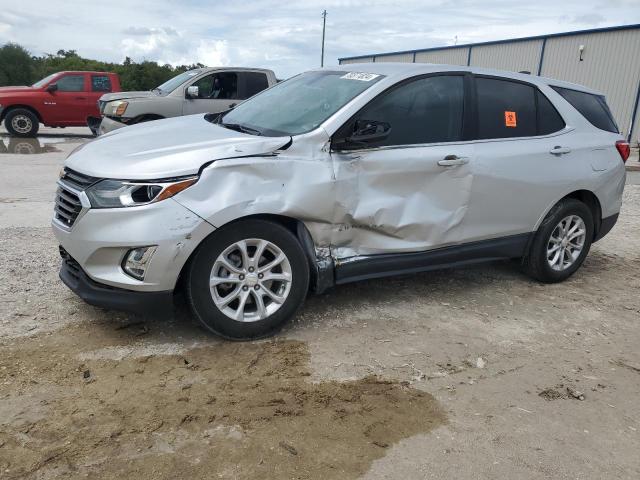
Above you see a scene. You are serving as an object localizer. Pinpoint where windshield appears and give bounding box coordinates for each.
[155,70,202,93]
[220,70,385,136]
[32,73,58,88]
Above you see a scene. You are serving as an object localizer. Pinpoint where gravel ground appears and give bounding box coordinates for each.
[1,128,639,479]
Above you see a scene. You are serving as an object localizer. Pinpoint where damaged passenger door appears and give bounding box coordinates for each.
[330,73,475,258]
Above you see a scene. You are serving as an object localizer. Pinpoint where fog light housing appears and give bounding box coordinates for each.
[122,246,157,280]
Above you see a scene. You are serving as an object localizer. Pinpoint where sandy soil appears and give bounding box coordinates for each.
[1,130,639,479]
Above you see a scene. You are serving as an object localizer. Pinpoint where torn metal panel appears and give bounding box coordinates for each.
[175,128,475,263]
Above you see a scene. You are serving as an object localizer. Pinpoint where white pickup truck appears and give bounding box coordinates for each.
[96,67,277,135]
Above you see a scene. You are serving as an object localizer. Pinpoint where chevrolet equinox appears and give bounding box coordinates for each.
[52,64,629,339]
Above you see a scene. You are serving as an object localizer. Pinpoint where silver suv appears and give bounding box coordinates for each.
[52,63,629,339]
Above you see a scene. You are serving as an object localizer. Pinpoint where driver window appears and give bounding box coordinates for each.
[191,72,238,100]
[56,75,85,92]
[352,75,464,147]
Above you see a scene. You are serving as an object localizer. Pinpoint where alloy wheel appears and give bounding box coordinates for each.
[210,238,293,322]
[546,215,586,271]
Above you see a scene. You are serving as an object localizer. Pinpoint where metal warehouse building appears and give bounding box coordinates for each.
[339,24,640,144]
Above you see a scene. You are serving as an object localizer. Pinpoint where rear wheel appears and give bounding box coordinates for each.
[5,109,39,137]
[523,198,594,283]
[186,219,309,340]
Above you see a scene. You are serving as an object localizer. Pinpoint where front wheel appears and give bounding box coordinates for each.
[523,198,594,283]
[186,219,310,340]
[5,109,39,137]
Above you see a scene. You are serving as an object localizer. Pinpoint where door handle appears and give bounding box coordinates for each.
[550,146,571,155]
[438,155,469,166]
[75,97,87,100]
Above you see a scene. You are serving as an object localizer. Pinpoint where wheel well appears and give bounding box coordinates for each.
[0,105,42,123]
[562,190,602,239]
[175,214,332,296]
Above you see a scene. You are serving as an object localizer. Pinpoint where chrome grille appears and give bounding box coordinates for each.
[54,168,99,228]
[60,168,99,190]
[54,185,82,227]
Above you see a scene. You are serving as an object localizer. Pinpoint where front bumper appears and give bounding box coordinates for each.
[98,116,127,135]
[59,247,173,315]
[52,197,216,293]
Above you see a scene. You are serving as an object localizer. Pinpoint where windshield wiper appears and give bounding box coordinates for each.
[221,122,261,136]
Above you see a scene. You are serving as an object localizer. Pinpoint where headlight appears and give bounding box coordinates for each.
[107,100,128,117]
[86,176,198,208]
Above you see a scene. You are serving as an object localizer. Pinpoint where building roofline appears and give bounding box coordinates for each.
[338,23,640,61]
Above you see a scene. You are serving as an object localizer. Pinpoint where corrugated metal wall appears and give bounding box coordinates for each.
[470,39,542,74]
[540,29,640,141]
[338,26,640,142]
[373,48,470,65]
[340,57,374,64]
[415,48,468,65]
[374,52,414,63]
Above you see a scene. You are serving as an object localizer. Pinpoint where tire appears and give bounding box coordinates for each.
[186,219,310,340]
[523,198,594,283]
[4,109,39,137]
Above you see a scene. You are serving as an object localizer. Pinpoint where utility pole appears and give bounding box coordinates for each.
[321,10,327,67]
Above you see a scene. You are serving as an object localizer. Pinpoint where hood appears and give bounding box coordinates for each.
[65,114,291,180]
[0,86,35,94]
[100,91,160,102]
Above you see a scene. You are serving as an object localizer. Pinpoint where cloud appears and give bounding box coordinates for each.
[0,1,638,77]
[122,26,179,36]
[570,13,606,25]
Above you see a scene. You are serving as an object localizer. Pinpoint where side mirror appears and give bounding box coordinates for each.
[186,85,199,99]
[346,119,391,145]
[46,83,58,93]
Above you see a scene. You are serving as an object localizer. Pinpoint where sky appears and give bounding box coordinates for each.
[0,0,639,78]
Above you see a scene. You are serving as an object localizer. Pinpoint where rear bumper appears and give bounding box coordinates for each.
[59,247,173,315]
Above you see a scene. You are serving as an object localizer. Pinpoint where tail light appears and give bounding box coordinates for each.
[615,140,630,163]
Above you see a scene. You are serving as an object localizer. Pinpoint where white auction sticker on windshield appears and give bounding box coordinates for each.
[341,72,380,81]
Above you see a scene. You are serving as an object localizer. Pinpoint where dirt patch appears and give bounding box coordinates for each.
[538,388,566,401]
[0,329,446,479]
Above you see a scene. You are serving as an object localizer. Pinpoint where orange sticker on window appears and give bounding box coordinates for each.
[505,111,517,127]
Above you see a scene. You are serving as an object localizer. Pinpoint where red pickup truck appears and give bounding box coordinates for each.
[0,71,121,137]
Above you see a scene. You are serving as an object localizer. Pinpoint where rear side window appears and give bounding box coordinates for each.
[56,75,85,92]
[91,75,112,92]
[353,75,464,147]
[240,72,269,99]
[476,77,536,139]
[536,90,565,135]
[551,86,618,133]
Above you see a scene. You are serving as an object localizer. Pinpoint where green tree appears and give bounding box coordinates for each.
[0,42,203,91]
[0,43,35,86]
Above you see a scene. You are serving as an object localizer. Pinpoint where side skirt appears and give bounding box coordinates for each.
[333,233,532,285]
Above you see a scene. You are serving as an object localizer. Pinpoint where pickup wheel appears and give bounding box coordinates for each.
[186,219,310,340]
[5,109,39,137]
